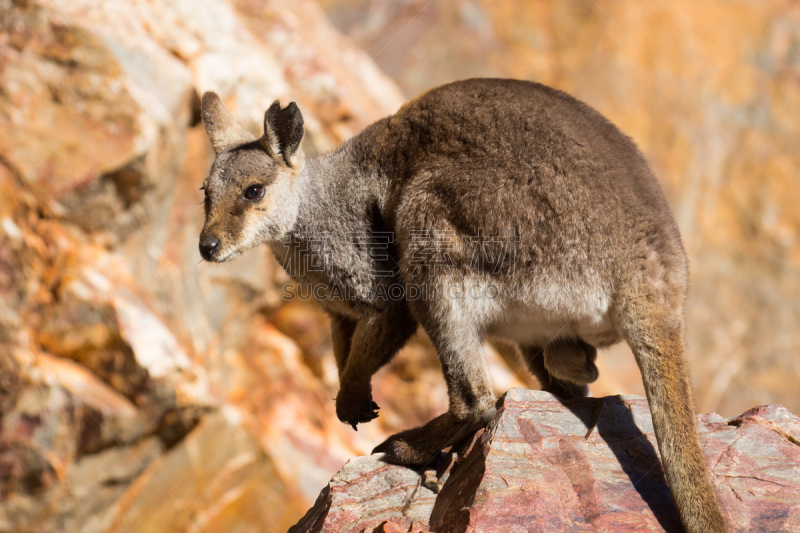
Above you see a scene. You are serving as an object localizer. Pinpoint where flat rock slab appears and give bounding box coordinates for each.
[291,388,800,533]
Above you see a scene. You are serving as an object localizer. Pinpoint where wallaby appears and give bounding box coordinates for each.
[198,79,726,532]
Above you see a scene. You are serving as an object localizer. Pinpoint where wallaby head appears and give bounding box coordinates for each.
[198,92,305,262]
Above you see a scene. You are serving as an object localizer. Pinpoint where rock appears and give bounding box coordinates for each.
[35,353,150,453]
[288,454,437,533]
[0,349,164,533]
[292,389,800,533]
[0,0,410,530]
[103,408,307,533]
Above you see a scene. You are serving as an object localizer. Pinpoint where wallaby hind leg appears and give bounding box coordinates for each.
[622,301,726,533]
[374,308,497,465]
[521,341,597,400]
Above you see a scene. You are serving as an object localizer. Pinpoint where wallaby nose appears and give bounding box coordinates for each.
[199,235,220,261]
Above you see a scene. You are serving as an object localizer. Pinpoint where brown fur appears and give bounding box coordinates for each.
[199,79,727,532]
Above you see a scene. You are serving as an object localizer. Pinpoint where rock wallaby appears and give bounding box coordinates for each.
[198,79,727,532]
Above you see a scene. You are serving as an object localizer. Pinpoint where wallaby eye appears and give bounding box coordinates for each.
[243,185,265,201]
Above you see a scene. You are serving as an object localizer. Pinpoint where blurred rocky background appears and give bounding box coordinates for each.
[0,0,797,531]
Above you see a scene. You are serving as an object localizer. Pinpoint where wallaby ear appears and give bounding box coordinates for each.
[260,101,304,167]
[201,92,255,154]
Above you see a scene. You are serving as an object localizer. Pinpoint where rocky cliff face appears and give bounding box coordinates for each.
[0,0,419,530]
[292,389,800,533]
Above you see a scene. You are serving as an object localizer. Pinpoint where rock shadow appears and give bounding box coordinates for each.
[559,395,684,532]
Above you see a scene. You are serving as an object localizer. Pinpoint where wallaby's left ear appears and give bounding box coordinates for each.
[201,92,255,154]
[261,101,304,167]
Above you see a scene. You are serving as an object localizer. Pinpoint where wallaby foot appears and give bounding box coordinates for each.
[544,338,599,385]
[336,382,379,430]
[521,343,592,400]
[373,406,496,465]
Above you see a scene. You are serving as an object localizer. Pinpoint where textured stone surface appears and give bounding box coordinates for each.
[294,389,800,533]
[0,0,412,531]
[289,454,437,533]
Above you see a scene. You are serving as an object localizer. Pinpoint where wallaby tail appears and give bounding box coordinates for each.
[623,305,727,533]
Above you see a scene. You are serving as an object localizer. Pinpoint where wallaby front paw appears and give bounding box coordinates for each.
[336,385,379,430]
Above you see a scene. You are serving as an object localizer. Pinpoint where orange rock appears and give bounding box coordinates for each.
[0,0,406,530]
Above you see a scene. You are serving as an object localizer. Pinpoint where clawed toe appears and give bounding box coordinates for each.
[345,406,379,430]
[336,388,381,430]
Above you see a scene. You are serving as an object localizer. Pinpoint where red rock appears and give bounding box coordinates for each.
[289,453,438,533]
[294,389,800,533]
[370,521,410,533]
[368,520,434,533]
